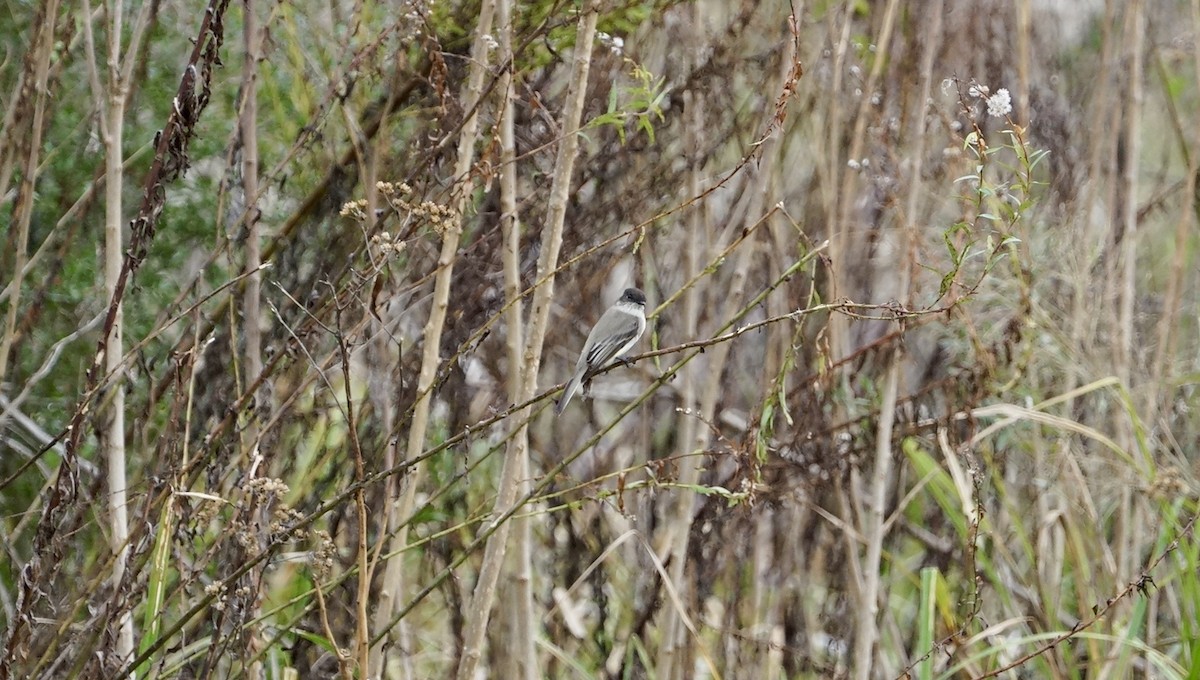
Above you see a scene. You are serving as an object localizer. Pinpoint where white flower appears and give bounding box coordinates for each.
[987,88,1012,117]
[968,83,989,98]
[480,34,498,51]
[596,31,623,56]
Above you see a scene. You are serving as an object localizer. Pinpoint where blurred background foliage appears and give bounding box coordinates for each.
[2,0,1200,678]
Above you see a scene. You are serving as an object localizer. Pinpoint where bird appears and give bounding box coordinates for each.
[555,287,647,415]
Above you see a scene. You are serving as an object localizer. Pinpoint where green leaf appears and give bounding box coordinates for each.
[777,380,794,427]
[943,229,961,263]
[136,500,176,677]
[939,270,957,298]
[293,628,340,654]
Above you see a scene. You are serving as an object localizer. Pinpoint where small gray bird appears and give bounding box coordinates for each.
[556,287,647,415]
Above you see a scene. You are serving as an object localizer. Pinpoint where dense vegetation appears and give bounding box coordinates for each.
[1,0,1198,677]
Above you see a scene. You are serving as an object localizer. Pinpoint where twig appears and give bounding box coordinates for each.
[969,512,1197,679]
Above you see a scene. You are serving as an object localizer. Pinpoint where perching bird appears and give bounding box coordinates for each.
[555,287,647,415]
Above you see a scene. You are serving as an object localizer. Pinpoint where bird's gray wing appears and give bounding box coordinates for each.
[584,313,641,370]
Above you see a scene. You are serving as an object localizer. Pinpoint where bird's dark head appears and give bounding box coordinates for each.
[621,288,646,305]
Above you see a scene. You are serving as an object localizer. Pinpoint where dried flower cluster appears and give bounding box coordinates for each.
[339,198,370,220]
[370,231,408,258]
[311,529,337,580]
[204,581,227,612]
[245,476,290,500]
[986,88,1012,118]
[410,199,458,234]
[340,180,458,235]
[376,180,412,198]
[957,81,1013,118]
[270,506,309,543]
[1148,466,1188,501]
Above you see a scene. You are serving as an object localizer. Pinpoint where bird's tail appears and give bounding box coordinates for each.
[555,369,585,415]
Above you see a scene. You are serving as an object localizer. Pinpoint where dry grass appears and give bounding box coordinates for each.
[1,0,1198,678]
